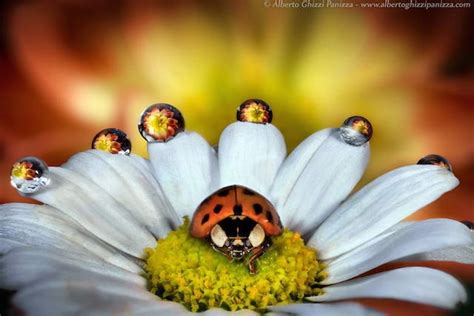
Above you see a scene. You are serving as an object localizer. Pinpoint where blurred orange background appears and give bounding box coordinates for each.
[0,1,473,315]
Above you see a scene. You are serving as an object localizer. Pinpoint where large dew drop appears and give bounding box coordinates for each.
[417,154,453,172]
[10,157,50,194]
[138,103,185,143]
[339,115,373,146]
[236,99,273,124]
[91,128,131,155]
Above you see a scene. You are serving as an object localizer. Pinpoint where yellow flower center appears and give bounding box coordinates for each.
[352,120,370,137]
[144,109,179,141]
[246,105,265,122]
[240,103,270,124]
[145,218,325,312]
[11,162,35,180]
[93,134,119,153]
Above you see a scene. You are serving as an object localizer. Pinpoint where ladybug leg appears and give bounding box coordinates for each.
[210,241,233,261]
[247,238,272,275]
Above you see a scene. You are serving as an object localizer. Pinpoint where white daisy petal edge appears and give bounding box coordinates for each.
[323,219,472,284]
[310,164,460,259]
[267,302,383,316]
[308,267,467,309]
[218,122,286,197]
[402,242,474,264]
[28,167,156,257]
[271,128,369,237]
[0,203,141,273]
[126,305,193,316]
[64,150,180,236]
[148,131,219,218]
[202,308,260,316]
[0,247,146,290]
[12,278,183,316]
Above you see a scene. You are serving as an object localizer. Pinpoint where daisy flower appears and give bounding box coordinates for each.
[1,100,472,316]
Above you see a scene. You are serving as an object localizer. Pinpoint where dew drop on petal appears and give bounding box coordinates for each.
[339,115,373,146]
[417,154,453,172]
[237,99,273,124]
[460,221,474,231]
[10,157,50,194]
[138,103,185,143]
[91,128,131,155]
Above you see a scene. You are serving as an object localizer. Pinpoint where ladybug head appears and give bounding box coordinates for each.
[209,216,266,260]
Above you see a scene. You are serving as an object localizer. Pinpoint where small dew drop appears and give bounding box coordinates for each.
[10,157,50,194]
[237,99,273,124]
[460,221,474,231]
[91,128,131,155]
[417,154,453,172]
[339,116,373,146]
[138,103,185,143]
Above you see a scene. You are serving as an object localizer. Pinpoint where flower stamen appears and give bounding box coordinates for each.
[145,218,324,312]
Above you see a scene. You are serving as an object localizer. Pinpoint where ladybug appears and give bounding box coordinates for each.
[190,185,283,274]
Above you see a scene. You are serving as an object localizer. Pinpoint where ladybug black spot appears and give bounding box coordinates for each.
[266,211,273,223]
[213,204,223,214]
[233,204,243,215]
[243,188,256,195]
[253,203,263,215]
[201,214,210,225]
[217,189,230,197]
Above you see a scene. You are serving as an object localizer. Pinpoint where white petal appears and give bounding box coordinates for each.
[127,302,192,316]
[0,247,146,290]
[29,167,156,257]
[323,219,472,284]
[148,132,219,217]
[311,165,459,259]
[0,238,24,253]
[0,203,141,273]
[64,150,180,237]
[218,122,286,197]
[12,278,163,316]
[203,308,259,316]
[402,241,474,264]
[308,267,467,309]
[409,246,474,263]
[272,128,369,235]
[267,302,382,316]
[270,128,331,219]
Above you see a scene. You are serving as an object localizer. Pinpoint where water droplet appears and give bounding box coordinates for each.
[10,157,50,194]
[91,128,131,155]
[339,116,373,146]
[460,221,474,231]
[138,103,185,142]
[417,154,452,172]
[237,99,272,124]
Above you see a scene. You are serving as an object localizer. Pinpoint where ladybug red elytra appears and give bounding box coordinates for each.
[190,185,283,274]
